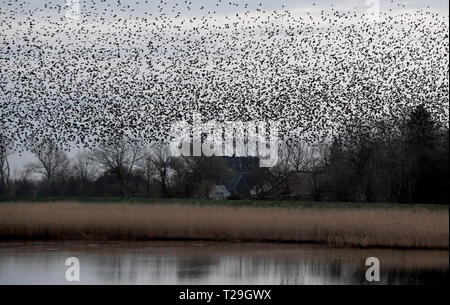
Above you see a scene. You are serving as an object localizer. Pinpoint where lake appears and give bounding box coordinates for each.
[0,241,447,285]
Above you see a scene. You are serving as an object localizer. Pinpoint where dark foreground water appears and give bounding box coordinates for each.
[0,241,447,285]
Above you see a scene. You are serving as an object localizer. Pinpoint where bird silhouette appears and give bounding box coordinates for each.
[0,0,448,153]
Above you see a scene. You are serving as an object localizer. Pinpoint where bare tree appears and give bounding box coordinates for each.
[0,134,11,195]
[308,143,329,201]
[90,138,144,196]
[72,150,98,196]
[249,166,273,199]
[267,141,314,199]
[141,144,174,197]
[169,154,229,198]
[26,140,70,195]
[285,140,313,172]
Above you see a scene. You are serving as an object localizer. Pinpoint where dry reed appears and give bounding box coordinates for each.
[0,202,448,249]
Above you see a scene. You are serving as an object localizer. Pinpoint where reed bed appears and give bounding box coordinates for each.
[0,202,448,249]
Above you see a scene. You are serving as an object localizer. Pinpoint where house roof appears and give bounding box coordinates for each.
[221,156,259,172]
[222,171,251,193]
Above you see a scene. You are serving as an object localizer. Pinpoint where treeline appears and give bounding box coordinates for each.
[323,105,449,204]
[0,105,448,204]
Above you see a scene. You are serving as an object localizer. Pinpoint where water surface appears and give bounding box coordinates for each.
[0,241,447,285]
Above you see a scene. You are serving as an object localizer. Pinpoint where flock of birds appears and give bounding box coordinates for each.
[0,0,448,152]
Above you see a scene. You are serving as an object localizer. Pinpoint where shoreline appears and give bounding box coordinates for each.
[0,237,449,251]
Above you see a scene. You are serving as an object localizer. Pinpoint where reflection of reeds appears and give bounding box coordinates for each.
[0,202,448,249]
[280,271,305,285]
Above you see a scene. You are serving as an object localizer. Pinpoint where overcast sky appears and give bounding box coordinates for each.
[1,0,448,19]
[2,0,449,174]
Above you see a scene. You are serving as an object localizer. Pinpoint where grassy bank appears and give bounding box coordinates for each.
[0,202,448,249]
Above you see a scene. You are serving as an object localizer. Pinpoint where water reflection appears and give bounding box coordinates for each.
[0,241,447,285]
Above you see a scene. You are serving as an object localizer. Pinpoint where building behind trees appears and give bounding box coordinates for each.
[1,105,448,205]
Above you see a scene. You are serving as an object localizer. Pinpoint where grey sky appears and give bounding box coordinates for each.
[2,0,449,18]
[2,0,449,175]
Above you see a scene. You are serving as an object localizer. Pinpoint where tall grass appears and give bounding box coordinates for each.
[0,202,448,249]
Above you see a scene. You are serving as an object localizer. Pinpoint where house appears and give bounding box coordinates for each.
[223,171,252,197]
[208,157,338,201]
[208,172,253,199]
[208,156,258,199]
[221,157,257,198]
[208,185,231,199]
